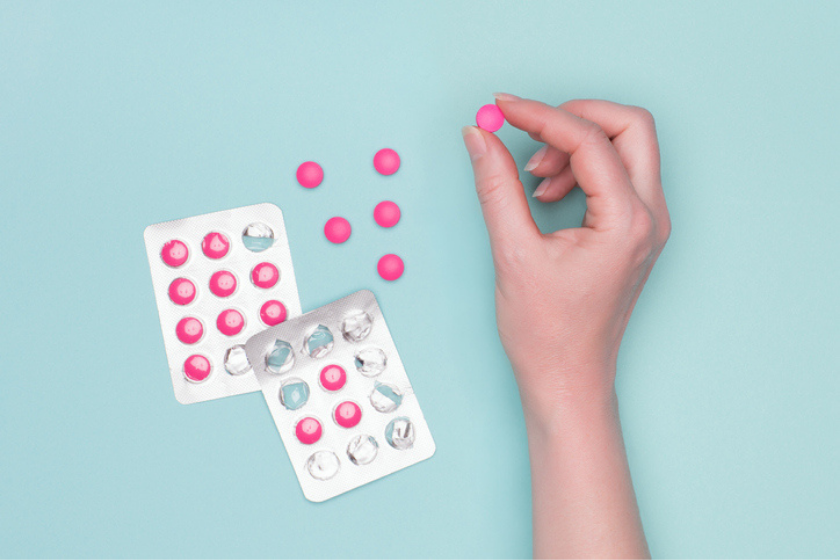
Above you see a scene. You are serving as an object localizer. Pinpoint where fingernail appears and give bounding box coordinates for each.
[524,146,547,172]
[532,178,550,198]
[462,126,487,162]
[493,92,521,102]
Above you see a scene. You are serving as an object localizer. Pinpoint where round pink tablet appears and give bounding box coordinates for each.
[377,254,404,281]
[168,278,196,305]
[251,262,279,288]
[202,231,230,259]
[217,309,245,336]
[176,317,203,344]
[209,270,237,298]
[184,354,211,383]
[476,104,505,132]
[297,161,323,189]
[334,401,362,428]
[324,217,351,244]
[295,417,323,445]
[373,148,400,175]
[374,200,401,228]
[161,240,189,268]
[320,364,347,392]
[260,300,287,326]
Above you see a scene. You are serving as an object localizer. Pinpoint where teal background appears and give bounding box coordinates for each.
[1,1,838,557]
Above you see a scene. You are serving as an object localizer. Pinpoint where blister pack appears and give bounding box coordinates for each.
[144,203,302,404]
[244,290,435,502]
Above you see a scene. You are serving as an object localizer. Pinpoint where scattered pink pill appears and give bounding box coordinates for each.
[251,262,279,288]
[297,161,324,189]
[217,309,245,336]
[202,231,230,259]
[476,104,505,132]
[209,270,237,298]
[334,401,362,428]
[377,253,404,281]
[260,300,287,326]
[161,240,189,267]
[324,217,352,244]
[373,148,400,175]
[168,278,196,305]
[184,354,211,383]
[374,200,401,228]
[295,417,323,445]
[320,364,347,392]
[176,317,203,344]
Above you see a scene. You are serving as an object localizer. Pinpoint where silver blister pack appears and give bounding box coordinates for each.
[144,203,302,404]
[244,290,436,502]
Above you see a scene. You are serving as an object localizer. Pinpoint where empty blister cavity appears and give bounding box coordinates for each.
[347,435,379,466]
[266,340,295,374]
[242,222,275,252]
[306,450,340,481]
[304,325,334,358]
[385,417,415,450]
[370,382,403,413]
[279,378,310,410]
[341,311,373,343]
[224,344,252,376]
[354,347,387,377]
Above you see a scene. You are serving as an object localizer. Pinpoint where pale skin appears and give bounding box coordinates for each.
[462,94,670,559]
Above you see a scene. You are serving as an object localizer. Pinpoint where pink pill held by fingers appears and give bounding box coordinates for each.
[161,240,189,267]
[335,401,362,428]
[377,254,404,281]
[373,148,400,175]
[374,200,401,228]
[168,278,196,305]
[296,161,323,189]
[476,104,505,132]
[260,300,287,326]
[251,262,279,288]
[320,364,347,392]
[324,217,352,244]
[184,354,211,383]
[217,309,244,336]
[296,417,323,445]
[209,270,237,298]
[176,317,203,344]
[202,232,230,259]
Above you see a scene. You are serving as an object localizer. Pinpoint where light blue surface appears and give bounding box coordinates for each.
[1,1,838,557]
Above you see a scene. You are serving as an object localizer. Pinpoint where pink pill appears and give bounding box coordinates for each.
[217,309,244,336]
[334,401,362,428]
[476,104,505,132]
[374,200,401,228]
[202,232,230,259]
[373,148,400,175]
[251,262,279,288]
[184,354,211,383]
[168,278,196,305]
[295,417,323,445]
[297,161,323,189]
[260,300,287,326]
[161,240,189,267]
[377,253,404,281]
[209,270,237,298]
[176,317,203,344]
[319,364,347,392]
[324,217,352,244]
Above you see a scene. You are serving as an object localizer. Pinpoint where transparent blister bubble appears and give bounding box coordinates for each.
[385,417,415,450]
[347,435,379,466]
[279,378,310,410]
[341,311,373,343]
[354,347,387,377]
[242,222,275,252]
[370,382,403,413]
[306,450,340,481]
[224,344,252,376]
[266,340,295,374]
[304,325,334,358]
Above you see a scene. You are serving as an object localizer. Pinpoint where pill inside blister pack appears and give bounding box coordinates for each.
[244,289,435,502]
[144,203,302,404]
